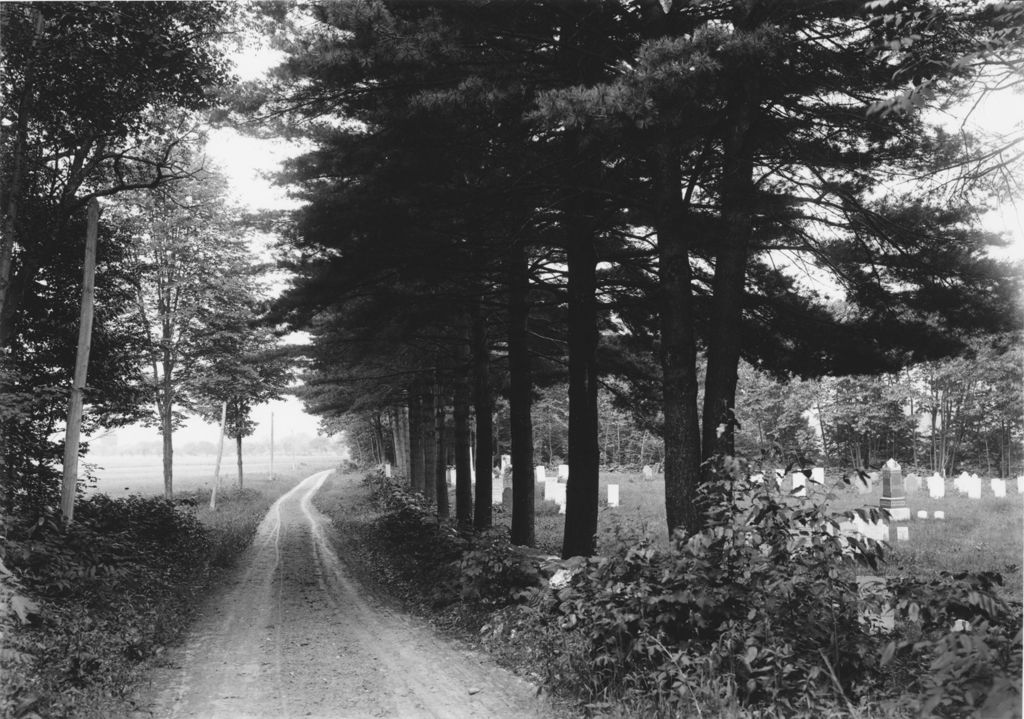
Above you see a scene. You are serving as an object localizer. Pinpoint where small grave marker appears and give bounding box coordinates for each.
[384,463,392,478]
[607,484,619,507]
[491,483,504,505]
[896,526,909,541]
[811,467,825,484]
[934,510,945,520]
[750,473,764,484]
[927,473,945,499]
[916,510,928,519]
[642,465,654,480]
[1017,476,1024,494]
[991,478,1007,498]
[558,464,569,480]
[500,454,512,472]
[535,465,546,483]
[447,467,456,487]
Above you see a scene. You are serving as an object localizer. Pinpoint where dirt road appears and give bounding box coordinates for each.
[134,471,554,719]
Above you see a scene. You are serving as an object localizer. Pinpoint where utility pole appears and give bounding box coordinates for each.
[61,199,99,523]
[209,401,227,510]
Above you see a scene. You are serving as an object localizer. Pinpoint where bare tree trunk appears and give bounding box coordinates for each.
[421,379,437,507]
[507,243,535,546]
[561,205,600,559]
[454,342,473,530]
[472,304,493,530]
[435,382,449,519]
[236,434,243,489]
[408,386,424,493]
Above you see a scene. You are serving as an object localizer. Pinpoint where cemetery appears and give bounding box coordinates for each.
[2,2,1022,719]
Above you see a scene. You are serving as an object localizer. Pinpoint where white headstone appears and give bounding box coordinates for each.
[896,526,909,541]
[955,471,971,494]
[852,515,889,543]
[642,465,654,480]
[551,483,567,514]
[447,467,456,486]
[811,467,825,484]
[543,479,558,502]
[991,478,1007,498]
[750,473,764,484]
[967,475,982,499]
[535,465,546,483]
[384,463,392,478]
[491,483,504,505]
[904,473,921,493]
[952,619,970,632]
[927,473,945,499]
[558,464,569,480]
[791,472,807,497]
[500,454,512,472]
[607,484,619,507]
[1017,476,1024,494]
[916,510,928,519]
[933,510,945,520]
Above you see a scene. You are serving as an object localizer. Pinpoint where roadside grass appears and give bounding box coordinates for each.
[1,464,330,719]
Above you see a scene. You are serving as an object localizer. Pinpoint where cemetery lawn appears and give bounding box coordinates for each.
[490,470,1024,600]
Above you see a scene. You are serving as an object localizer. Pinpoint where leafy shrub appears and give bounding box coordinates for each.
[521,458,1022,717]
[1,488,273,718]
[455,529,540,606]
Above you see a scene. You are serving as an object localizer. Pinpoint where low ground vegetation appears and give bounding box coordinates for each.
[331,467,1022,718]
[0,474,307,719]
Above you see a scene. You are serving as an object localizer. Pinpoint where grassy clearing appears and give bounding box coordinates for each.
[1,464,331,719]
[480,469,1024,598]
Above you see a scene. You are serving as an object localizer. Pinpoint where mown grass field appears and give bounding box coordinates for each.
[477,468,1024,598]
[84,453,345,498]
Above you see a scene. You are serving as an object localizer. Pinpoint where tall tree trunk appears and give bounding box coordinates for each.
[160,394,173,500]
[654,142,703,535]
[472,304,493,530]
[235,434,243,489]
[421,379,437,506]
[408,389,424,492]
[453,351,473,530]
[561,205,600,559]
[0,10,45,348]
[507,243,535,546]
[435,381,449,519]
[702,81,757,459]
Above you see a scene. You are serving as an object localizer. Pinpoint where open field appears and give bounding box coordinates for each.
[83,453,346,498]
[480,468,1024,598]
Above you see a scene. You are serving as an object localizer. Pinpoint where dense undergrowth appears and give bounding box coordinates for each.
[1,487,277,719]
[353,465,1022,718]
